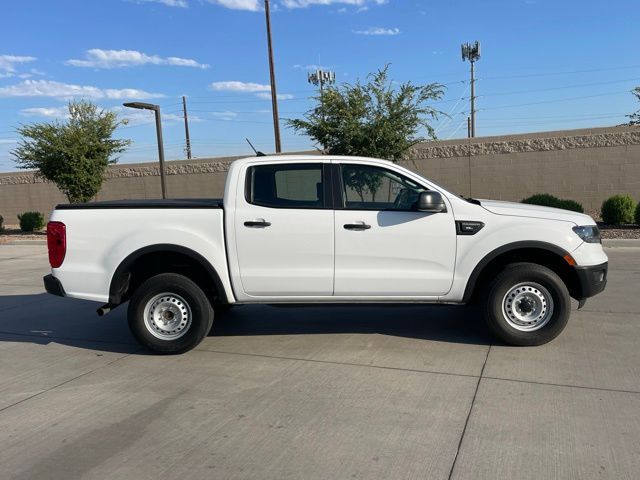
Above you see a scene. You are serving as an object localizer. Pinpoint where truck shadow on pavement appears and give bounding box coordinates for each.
[0,294,492,354]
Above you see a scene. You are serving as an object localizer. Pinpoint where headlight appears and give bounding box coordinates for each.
[572,225,601,244]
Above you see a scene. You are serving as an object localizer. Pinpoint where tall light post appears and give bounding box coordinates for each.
[123,102,167,199]
[264,0,282,153]
[461,41,481,138]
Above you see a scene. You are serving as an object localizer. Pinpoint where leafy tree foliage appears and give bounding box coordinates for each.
[628,87,640,125]
[12,100,130,203]
[286,65,445,162]
[342,165,384,201]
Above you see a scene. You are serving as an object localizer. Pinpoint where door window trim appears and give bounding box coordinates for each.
[244,162,333,210]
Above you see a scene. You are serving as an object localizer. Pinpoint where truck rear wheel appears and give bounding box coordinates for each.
[483,262,570,346]
[128,273,213,354]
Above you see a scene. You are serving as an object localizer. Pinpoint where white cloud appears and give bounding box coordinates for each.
[353,26,400,35]
[0,80,164,100]
[282,0,387,8]
[205,0,260,11]
[210,111,238,119]
[66,49,209,69]
[209,80,292,100]
[0,55,37,75]
[210,81,271,93]
[203,0,386,10]
[137,0,189,6]
[293,64,333,71]
[255,92,294,100]
[20,107,70,119]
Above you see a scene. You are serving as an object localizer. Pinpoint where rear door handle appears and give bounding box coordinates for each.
[343,223,371,231]
[244,220,271,228]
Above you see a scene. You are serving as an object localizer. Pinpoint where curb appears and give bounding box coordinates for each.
[602,239,640,248]
[0,240,47,246]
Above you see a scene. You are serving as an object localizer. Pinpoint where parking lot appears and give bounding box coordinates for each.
[0,243,639,480]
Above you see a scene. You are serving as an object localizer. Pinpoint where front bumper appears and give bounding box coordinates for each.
[574,261,608,299]
[43,274,66,297]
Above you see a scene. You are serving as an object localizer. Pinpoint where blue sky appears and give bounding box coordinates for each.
[0,0,638,171]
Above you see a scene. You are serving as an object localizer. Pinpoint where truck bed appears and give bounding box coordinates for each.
[55,198,223,210]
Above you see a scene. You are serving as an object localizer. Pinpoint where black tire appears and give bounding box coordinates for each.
[483,262,570,346]
[128,273,214,354]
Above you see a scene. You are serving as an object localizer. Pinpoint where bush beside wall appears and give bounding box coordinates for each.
[521,194,585,213]
[17,212,45,232]
[601,194,635,225]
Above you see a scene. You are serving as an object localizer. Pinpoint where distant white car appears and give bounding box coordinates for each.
[44,155,608,353]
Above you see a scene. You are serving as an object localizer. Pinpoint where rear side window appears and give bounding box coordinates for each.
[246,163,327,209]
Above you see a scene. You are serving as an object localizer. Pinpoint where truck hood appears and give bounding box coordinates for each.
[478,199,595,225]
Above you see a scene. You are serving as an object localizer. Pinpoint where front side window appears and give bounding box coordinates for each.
[340,164,428,211]
[246,163,326,208]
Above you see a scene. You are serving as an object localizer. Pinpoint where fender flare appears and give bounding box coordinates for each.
[108,244,229,305]
[461,240,572,303]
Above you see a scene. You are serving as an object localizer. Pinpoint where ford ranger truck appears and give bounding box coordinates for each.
[43,155,608,353]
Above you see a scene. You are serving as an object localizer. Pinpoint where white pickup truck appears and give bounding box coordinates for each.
[44,155,608,353]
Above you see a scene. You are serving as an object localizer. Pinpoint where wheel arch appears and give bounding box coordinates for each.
[109,244,229,306]
[462,241,581,303]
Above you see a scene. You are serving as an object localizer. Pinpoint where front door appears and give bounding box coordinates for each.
[234,162,334,297]
[333,163,456,297]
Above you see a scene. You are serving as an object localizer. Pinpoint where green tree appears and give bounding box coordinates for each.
[286,65,445,162]
[12,100,130,203]
[342,165,384,202]
[628,87,640,125]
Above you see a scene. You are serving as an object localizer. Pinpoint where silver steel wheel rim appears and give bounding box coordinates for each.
[143,293,192,340]
[501,282,554,332]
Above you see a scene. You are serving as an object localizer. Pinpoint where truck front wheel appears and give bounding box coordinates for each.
[128,273,214,354]
[483,262,570,346]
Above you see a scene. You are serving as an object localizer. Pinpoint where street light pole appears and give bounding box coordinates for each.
[123,102,168,199]
[153,107,167,199]
[264,0,282,153]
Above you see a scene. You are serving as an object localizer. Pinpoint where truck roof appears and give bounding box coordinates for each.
[231,154,395,166]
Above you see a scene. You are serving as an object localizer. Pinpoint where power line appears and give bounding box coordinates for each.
[478,90,631,112]
[480,63,640,81]
[479,77,640,98]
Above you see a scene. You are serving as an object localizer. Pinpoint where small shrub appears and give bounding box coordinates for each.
[17,211,45,232]
[557,199,584,214]
[635,201,640,226]
[601,194,635,225]
[521,193,584,213]
[0,214,4,233]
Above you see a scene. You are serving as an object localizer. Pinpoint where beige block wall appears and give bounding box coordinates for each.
[1,126,639,225]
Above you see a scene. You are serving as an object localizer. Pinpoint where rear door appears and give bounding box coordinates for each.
[333,162,456,297]
[233,161,335,297]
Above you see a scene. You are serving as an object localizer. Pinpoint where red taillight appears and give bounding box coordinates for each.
[47,221,66,268]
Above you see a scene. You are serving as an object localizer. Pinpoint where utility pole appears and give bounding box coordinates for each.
[461,41,481,138]
[182,96,192,160]
[264,0,282,153]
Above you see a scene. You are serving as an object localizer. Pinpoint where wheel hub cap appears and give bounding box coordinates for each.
[144,293,192,340]
[502,283,554,332]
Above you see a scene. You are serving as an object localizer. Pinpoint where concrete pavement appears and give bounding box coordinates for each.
[0,244,639,479]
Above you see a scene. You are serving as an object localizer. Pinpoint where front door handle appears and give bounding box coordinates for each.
[343,223,371,231]
[244,220,271,228]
